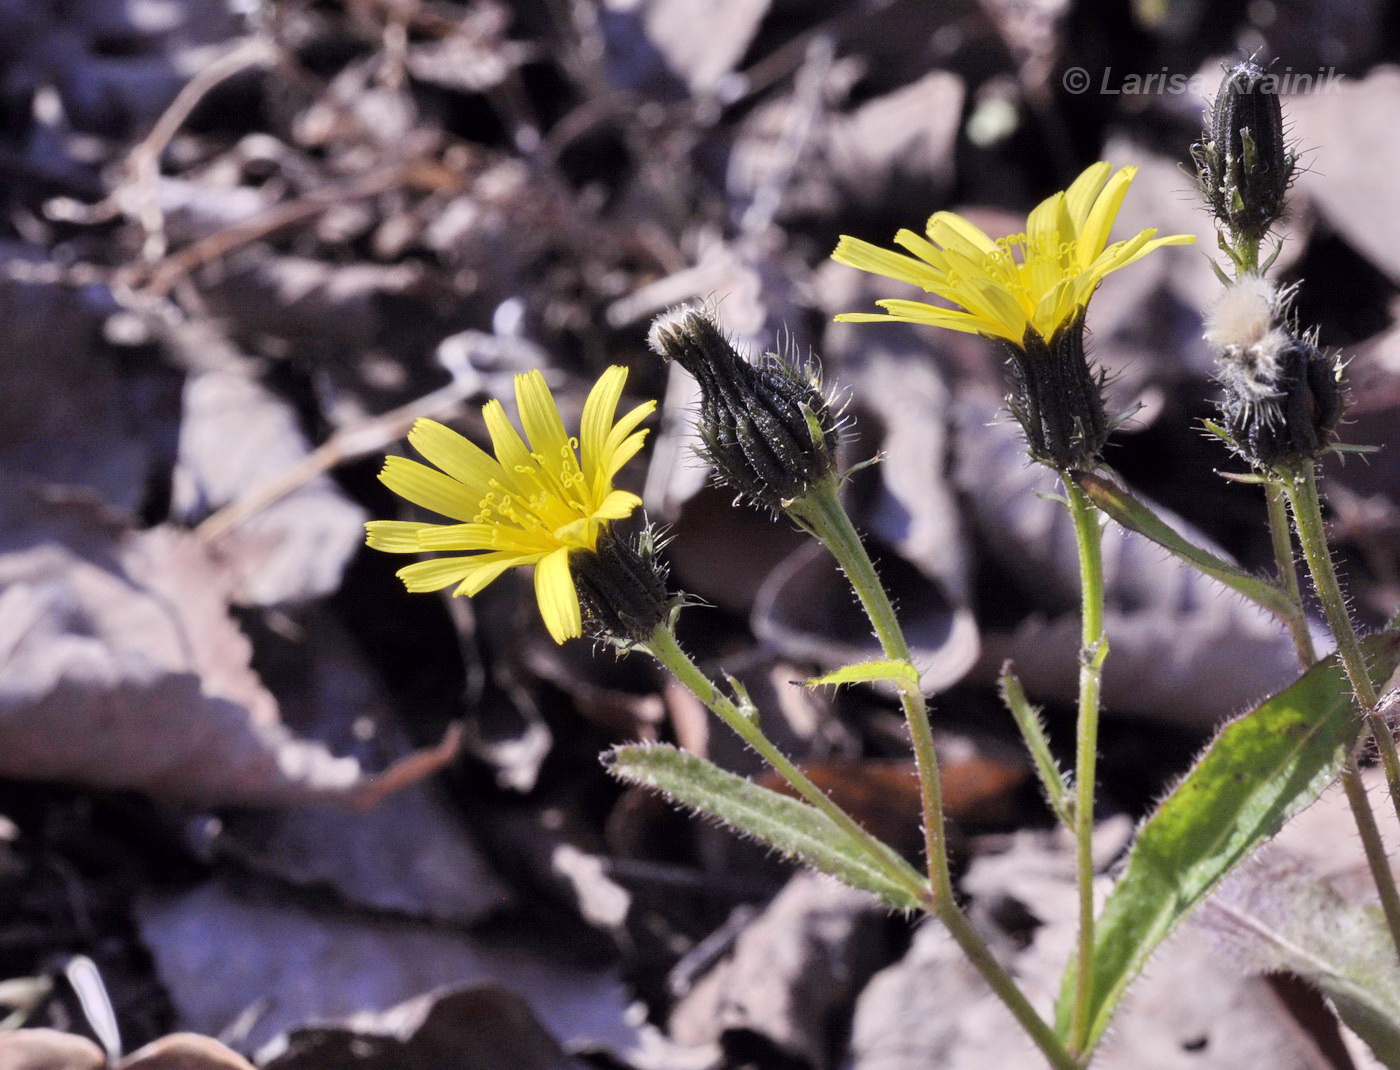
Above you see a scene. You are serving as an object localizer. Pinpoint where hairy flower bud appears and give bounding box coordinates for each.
[570,526,673,644]
[1205,276,1343,467]
[999,309,1109,471]
[648,304,839,510]
[1220,332,1342,467]
[1192,60,1297,247]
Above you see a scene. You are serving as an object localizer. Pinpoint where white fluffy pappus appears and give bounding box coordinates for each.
[1204,275,1293,398]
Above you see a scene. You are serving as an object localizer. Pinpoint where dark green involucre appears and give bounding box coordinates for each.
[999,308,1109,471]
[648,304,840,511]
[1192,60,1298,251]
[571,526,673,644]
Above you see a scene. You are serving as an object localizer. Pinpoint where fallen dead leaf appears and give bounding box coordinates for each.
[137,878,638,1056]
[117,1033,255,1070]
[0,1030,106,1070]
[260,986,587,1070]
[0,489,455,808]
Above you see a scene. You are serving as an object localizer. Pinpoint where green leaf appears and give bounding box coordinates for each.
[1074,472,1298,624]
[999,664,1071,828]
[1202,853,1400,1068]
[805,659,920,692]
[1057,632,1400,1049]
[603,743,927,912]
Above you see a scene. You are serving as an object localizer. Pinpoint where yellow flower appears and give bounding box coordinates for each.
[366,367,655,644]
[832,161,1196,344]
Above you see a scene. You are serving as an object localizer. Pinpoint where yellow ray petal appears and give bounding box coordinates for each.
[481,398,535,490]
[892,228,947,270]
[417,522,512,552]
[552,516,599,549]
[365,520,439,552]
[604,430,651,484]
[595,488,643,521]
[871,299,1010,338]
[598,402,656,491]
[515,369,571,461]
[1064,161,1112,228]
[1094,231,1196,277]
[832,236,945,289]
[834,312,911,323]
[926,212,999,257]
[1031,279,1075,338]
[580,365,627,494]
[378,456,476,522]
[1025,190,1067,259]
[534,547,582,643]
[455,551,540,597]
[408,419,502,496]
[397,556,486,592]
[1078,166,1138,263]
[963,278,1031,340]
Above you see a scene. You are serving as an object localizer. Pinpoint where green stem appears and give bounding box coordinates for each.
[1283,464,1400,957]
[1285,468,1400,795]
[1062,473,1106,1059]
[1339,750,1400,955]
[1223,231,1400,960]
[1264,482,1317,666]
[789,479,1078,1070]
[642,624,924,905]
[788,481,943,880]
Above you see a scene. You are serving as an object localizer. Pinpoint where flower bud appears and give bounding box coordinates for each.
[648,304,840,510]
[999,309,1110,471]
[1192,60,1297,247]
[570,526,673,645]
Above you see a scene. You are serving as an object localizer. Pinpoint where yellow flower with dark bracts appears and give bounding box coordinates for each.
[366,367,654,644]
[832,161,1195,344]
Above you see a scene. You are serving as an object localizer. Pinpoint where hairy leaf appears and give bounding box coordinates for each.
[806,659,921,691]
[603,743,927,912]
[999,665,1070,826]
[1074,471,1298,625]
[1057,632,1400,1047]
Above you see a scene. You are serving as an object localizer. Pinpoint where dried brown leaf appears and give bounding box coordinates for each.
[0,492,452,808]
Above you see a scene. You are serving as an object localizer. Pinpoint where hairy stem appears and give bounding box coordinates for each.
[789,479,1078,1070]
[1061,474,1107,1059]
[1283,464,1400,957]
[788,482,944,881]
[1264,482,1317,665]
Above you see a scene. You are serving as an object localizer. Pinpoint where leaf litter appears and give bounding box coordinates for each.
[2,0,1399,1066]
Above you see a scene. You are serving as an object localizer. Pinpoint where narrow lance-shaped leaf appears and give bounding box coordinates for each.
[999,664,1071,828]
[1056,632,1400,1048]
[604,743,928,912]
[1074,471,1299,625]
[806,659,921,692]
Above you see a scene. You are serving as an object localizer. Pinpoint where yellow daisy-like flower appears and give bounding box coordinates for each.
[366,367,655,644]
[832,161,1196,344]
